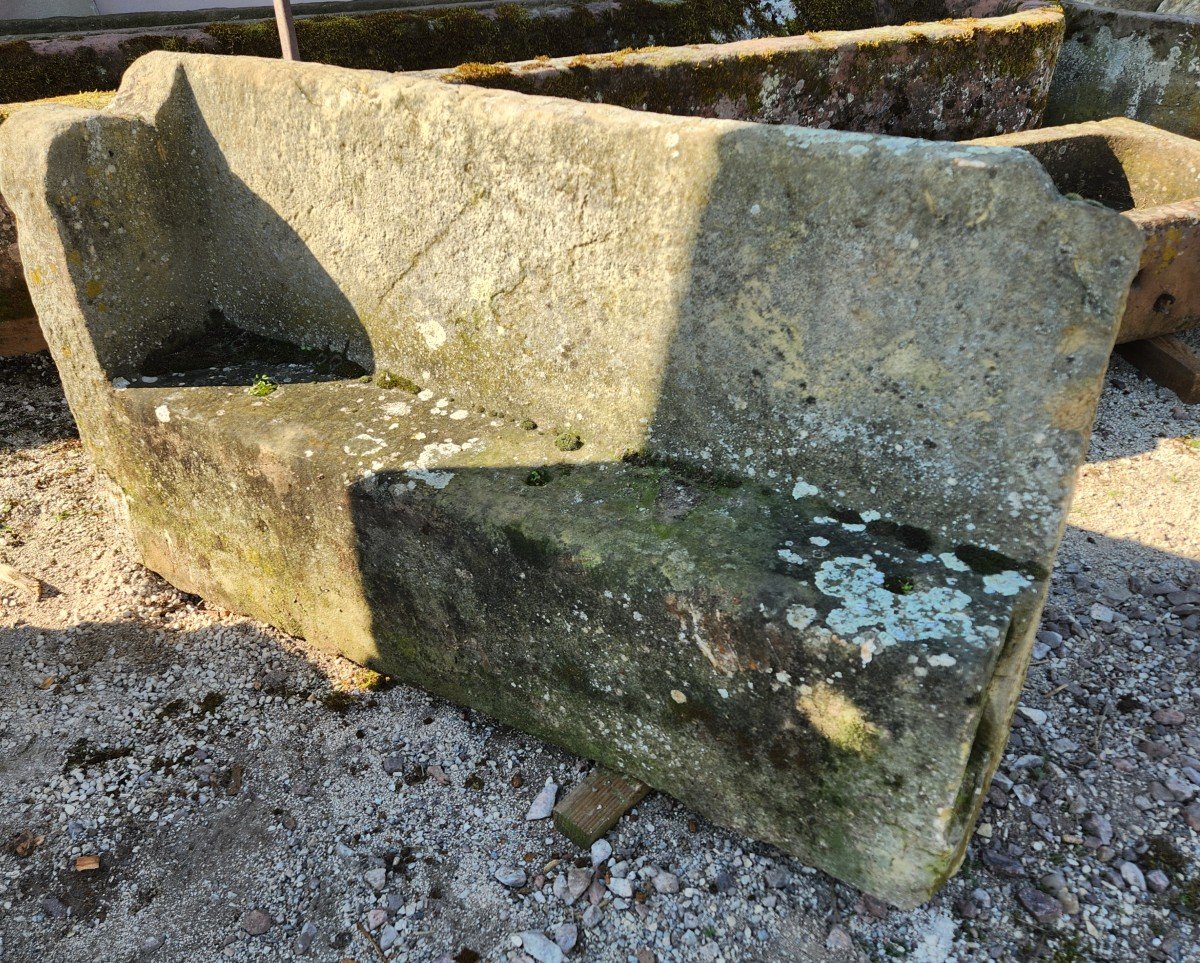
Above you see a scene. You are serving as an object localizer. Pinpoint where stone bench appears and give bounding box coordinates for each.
[0,51,1141,907]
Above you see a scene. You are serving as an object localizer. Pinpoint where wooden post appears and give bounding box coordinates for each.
[274,0,299,61]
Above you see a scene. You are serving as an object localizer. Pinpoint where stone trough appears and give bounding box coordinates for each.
[0,52,1142,907]
[415,0,1065,140]
[1048,0,1200,139]
[973,117,1200,343]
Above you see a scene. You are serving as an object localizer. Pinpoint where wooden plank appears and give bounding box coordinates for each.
[1117,334,1200,404]
[552,767,650,848]
[0,315,47,357]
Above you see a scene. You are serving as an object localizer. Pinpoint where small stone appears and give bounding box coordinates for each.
[526,777,558,820]
[40,895,69,919]
[520,931,565,963]
[364,868,387,892]
[495,867,527,888]
[1146,869,1170,893]
[565,867,592,904]
[1018,706,1047,726]
[379,925,398,951]
[1040,871,1067,894]
[1090,603,1115,622]
[1058,891,1080,915]
[608,877,633,899]
[1082,813,1113,845]
[1017,884,1063,924]
[296,921,318,954]
[982,848,1024,877]
[590,839,612,867]
[764,866,789,888]
[652,871,680,894]
[241,909,272,936]
[1153,708,1186,726]
[825,925,854,950]
[382,754,405,774]
[366,908,387,930]
[554,922,578,954]
[581,905,602,929]
[1183,802,1200,831]
[1119,862,1146,891]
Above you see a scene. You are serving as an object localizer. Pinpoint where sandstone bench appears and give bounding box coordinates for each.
[0,52,1142,907]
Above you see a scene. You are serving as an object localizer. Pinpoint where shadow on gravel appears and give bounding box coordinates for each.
[0,353,77,451]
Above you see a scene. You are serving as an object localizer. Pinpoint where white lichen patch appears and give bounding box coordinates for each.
[344,434,386,457]
[939,552,969,572]
[154,405,170,423]
[982,570,1031,596]
[381,401,411,418]
[791,480,819,499]
[417,319,447,351]
[785,604,817,631]
[815,555,990,652]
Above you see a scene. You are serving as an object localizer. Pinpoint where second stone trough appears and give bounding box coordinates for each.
[0,52,1142,907]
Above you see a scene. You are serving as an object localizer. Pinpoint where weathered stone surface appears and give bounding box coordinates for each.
[1047,0,1200,139]
[1,92,113,356]
[419,4,1063,141]
[972,117,1200,342]
[0,52,1141,907]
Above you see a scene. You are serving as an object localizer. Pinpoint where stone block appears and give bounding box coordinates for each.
[418,2,1064,140]
[973,117,1200,343]
[0,52,1142,906]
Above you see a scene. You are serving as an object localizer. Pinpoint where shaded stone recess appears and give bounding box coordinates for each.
[973,117,1200,343]
[0,52,1141,906]
[1047,0,1200,139]
[419,5,1063,140]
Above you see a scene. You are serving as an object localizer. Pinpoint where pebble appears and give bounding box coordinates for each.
[1119,862,1146,891]
[554,922,578,954]
[652,871,680,894]
[581,905,602,929]
[608,877,634,899]
[520,931,565,963]
[241,909,271,936]
[495,867,527,888]
[1146,869,1170,893]
[1152,708,1186,726]
[296,921,318,954]
[590,838,612,867]
[1082,813,1113,845]
[1018,706,1047,726]
[379,924,398,951]
[825,925,854,950]
[364,867,386,892]
[1016,884,1063,924]
[525,777,558,820]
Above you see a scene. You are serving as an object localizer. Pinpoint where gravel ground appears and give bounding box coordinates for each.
[1,351,1198,963]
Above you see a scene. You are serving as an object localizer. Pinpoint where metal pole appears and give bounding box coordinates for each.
[274,0,299,61]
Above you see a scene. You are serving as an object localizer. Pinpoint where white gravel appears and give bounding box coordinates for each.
[1,351,1198,962]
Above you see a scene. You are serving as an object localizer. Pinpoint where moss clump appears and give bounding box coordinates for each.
[519,418,538,431]
[553,431,583,452]
[249,373,277,397]
[443,61,516,84]
[526,468,551,486]
[377,370,420,393]
[63,738,131,774]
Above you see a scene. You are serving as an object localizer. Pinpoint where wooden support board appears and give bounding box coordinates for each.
[1117,334,1200,404]
[552,767,650,848]
[0,315,47,357]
